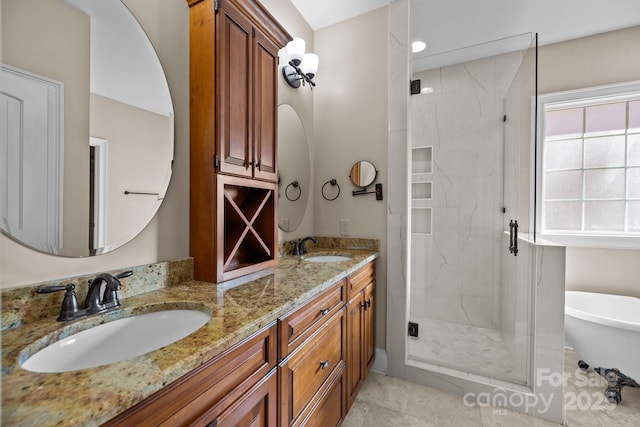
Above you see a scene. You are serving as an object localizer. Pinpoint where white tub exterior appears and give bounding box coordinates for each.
[565,291,640,381]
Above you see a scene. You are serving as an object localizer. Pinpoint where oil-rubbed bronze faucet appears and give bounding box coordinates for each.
[36,271,132,321]
[290,236,318,256]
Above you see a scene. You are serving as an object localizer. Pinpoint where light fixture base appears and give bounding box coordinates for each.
[282,65,301,88]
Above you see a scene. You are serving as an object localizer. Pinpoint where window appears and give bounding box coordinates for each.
[536,81,640,248]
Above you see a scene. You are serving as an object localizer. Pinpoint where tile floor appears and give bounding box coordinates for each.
[407,317,527,384]
[343,350,640,426]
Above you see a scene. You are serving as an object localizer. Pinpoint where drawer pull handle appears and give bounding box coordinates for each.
[320,360,330,370]
[320,308,330,316]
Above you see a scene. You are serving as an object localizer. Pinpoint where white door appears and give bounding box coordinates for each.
[0,65,63,252]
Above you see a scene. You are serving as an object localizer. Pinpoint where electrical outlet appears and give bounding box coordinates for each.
[340,219,350,236]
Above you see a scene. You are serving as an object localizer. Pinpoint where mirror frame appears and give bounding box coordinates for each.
[349,160,378,189]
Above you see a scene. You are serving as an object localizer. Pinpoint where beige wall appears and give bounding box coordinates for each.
[0,0,189,288]
[538,25,640,298]
[314,7,389,348]
[90,93,173,248]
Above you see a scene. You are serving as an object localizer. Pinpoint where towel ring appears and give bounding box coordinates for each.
[321,179,340,201]
[285,181,302,201]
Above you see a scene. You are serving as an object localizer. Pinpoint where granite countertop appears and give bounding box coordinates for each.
[1,249,377,426]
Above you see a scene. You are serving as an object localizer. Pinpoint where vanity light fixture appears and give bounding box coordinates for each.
[282,37,319,89]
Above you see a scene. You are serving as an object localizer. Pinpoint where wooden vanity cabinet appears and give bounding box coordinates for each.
[104,324,277,427]
[346,262,376,409]
[187,0,290,283]
[105,260,376,427]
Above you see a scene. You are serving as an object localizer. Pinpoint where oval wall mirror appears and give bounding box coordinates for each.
[349,160,377,188]
[0,0,174,257]
[277,104,309,232]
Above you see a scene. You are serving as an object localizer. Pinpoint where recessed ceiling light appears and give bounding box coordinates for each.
[412,40,427,53]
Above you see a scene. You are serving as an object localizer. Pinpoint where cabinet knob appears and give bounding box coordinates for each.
[320,360,330,370]
[319,308,330,316]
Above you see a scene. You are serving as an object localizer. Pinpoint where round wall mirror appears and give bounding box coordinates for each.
[277,104,309,232]
[0,0,174,256]
[349,160,377,188]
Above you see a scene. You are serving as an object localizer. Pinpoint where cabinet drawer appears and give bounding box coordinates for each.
[278,279,345,359]
[106,324,277,426]
[347,261,375,297]
[279,309,345,426]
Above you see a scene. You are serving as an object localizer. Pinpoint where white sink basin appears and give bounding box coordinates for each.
[303,255,351,263]
[21,310,211,373]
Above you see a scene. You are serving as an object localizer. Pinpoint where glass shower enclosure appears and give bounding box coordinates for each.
[407,34,538,386]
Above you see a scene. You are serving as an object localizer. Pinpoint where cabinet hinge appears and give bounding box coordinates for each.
[214,0,219,12]
[214,154,220,170]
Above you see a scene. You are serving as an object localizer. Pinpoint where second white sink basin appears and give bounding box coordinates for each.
[21,309,211,373]
[303,255,351,263]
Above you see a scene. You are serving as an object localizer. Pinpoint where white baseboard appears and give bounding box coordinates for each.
[371,347,387,374]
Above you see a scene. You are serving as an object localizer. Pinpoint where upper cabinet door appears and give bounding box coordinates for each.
[217,0,253,178]
[252,29,278,182]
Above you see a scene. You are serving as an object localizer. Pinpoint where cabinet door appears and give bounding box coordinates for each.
[211,367,277,427]
[346,291,364,409]
[217,0,253,178]
[363,282,376,374]
[301,369,345,427]
[252,29,278,182]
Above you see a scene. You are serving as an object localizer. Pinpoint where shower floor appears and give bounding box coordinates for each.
[407,317,529,384]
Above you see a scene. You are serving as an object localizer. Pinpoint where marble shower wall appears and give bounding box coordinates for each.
[409,52,524,329]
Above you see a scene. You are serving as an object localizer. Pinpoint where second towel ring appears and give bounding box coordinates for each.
[285,181,302,201]
[322,179,340,201]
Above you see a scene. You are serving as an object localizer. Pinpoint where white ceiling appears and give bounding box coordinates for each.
[289,0,640,70]
[289,0,390,31]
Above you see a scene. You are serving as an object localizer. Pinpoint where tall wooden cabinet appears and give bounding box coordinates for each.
[188,0,290,282]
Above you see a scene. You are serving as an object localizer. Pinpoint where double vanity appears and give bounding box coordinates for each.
[1,242,377,426]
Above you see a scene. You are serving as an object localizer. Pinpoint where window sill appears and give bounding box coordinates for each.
[538,233,640,250]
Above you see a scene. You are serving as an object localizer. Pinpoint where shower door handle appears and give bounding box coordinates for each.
[509,220,518,256]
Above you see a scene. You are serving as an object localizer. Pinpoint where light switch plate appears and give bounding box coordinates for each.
[340,219,350,236]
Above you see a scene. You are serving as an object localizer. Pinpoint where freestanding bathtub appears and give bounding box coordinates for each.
[565,291,640,403]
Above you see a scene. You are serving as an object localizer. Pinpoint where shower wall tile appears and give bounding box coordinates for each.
[386,0,410,380]
[534,244,566,351]
[458,294,497,329]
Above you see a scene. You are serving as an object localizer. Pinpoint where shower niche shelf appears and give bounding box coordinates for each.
[412,182,432,200]
[411,207,432,235]
[412,146,432,174]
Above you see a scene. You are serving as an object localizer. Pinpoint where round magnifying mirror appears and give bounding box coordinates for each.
[0,0,174,256]
[277,104,309,232]
[349,160,377,188]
